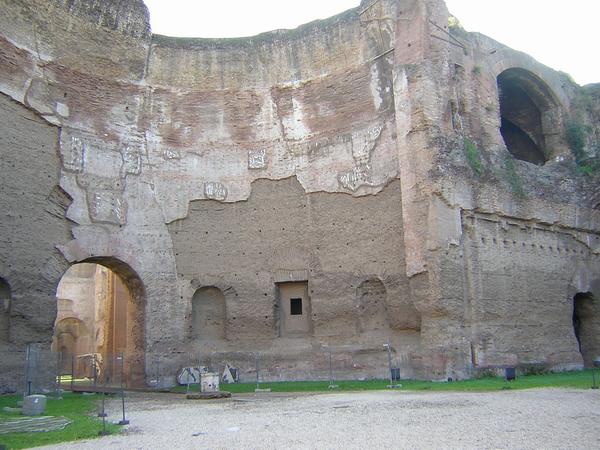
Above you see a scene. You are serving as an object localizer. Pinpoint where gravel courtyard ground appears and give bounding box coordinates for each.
[38,388,600,449]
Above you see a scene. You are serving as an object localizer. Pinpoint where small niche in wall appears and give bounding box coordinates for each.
[356,278,389,333]
[192,286,226,340]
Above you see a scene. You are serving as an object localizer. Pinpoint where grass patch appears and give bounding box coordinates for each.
[576,164,595,176]
[173,370,599,394]
[464,137,483,176]
[0,393,120,449]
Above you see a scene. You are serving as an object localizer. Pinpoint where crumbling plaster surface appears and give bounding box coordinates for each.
[144,2,399,222]
[0,0,599,385]
[0,0,405,352]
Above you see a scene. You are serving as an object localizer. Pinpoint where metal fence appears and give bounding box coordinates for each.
[146,346,408,390]
[4,345,600,396]
[2,343,409,394]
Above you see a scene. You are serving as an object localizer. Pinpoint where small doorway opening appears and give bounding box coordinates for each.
[573,292,599,367]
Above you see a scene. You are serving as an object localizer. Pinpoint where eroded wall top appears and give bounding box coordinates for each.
[0,0,597,276]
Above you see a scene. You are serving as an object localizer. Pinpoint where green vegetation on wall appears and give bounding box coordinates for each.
[464,137,483,176]
[566,120,587,163]
[503,154,525,198]
[448,15,468,40]
[566,119,599,175]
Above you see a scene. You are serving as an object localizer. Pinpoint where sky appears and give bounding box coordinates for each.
[143,0,599,85]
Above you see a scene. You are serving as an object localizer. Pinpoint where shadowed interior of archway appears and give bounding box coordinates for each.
[53,260,146,386]
[497,68,558,166]
[573,291,600,367]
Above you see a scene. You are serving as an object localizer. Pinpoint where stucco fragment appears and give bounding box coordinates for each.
[204,182,228,201]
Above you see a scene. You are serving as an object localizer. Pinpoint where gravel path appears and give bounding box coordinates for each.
[37,388,600,449]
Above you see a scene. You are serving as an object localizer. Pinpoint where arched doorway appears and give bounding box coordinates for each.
[53,259,145,386]
[0,277,11,343]
[573,291,600,367]
[497,68,559,165]
[191,287,226,340]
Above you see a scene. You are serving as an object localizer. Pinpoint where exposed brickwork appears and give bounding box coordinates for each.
[0,0,599,389]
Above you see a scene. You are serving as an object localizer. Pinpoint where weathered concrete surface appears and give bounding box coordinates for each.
[0,0,599,390]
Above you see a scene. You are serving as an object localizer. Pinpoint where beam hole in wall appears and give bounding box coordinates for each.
[52,260,146,386]
[572,291,599,367]
[497,68,558,166]
[0,277,11,343]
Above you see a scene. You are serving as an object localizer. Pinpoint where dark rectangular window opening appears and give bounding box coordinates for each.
[290,298,303,315]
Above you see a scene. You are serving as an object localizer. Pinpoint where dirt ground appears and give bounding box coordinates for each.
[38,388,600,449]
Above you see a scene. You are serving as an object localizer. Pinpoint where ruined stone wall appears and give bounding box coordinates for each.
[391,19,600,376]
[0,93,72,392]
[166,177,421,379]
[144,4,398,218]
[0,0,599,387]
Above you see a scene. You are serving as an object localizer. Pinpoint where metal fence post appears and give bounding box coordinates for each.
[328,348,338,389]
[24,344,32,396]
[93,354,97,390]
[98,394,108,436]
[384,340,400,389]
[118,352,129,425]
[255,353,260,391]
[155,356,160,390]
[56,352,62,399]
[71,354,75,391]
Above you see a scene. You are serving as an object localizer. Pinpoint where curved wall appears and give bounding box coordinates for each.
[0,0,599,388]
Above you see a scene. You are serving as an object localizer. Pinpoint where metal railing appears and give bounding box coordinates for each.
[1,343,410,395]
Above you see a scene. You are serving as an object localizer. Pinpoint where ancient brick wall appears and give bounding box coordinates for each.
[0,93,72,392]
[0,0,599,387]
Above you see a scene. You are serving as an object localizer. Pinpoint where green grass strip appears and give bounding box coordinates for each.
[172,369,599,394]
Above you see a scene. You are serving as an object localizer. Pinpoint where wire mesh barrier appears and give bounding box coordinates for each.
[6,345,600,399]
[7,347,132,395]
[25,345,61,396]
[144,345,411,391]
[7,343,413,395]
